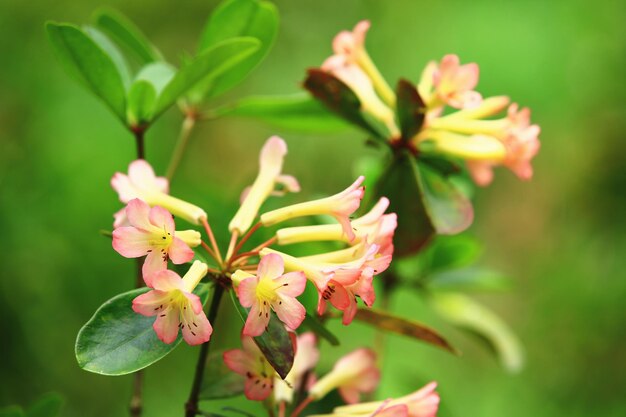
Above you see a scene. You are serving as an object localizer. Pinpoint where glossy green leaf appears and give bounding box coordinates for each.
[418,163,474,235]
[199,350,245,400]
[304,69,386,140]
[126,80,156,125]
[214,94,349,132]
[195,0,278,99]
[84,26,132,89]
[428,267,511,292]
[424,234,483,273]
[347,308,456,354]
[396,79,425,141]
[429,292,524,372]
[153,37,260,117]
[374,151,435,257]
[75,283,210,375]
[93,8,162,64]
[301,313,339,346]
[229,291,295,379]
[26,393,63,417]
[46,22,126,121]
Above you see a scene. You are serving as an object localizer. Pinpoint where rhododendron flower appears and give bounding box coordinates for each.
[229,136,299,235]
[261,176,365,241]
[274,332,320,403]
[231,253,307,336]
[334,382,440,417]
[223,335,276,401]
[132,261,212,345]
[276,197,397,256]
[112,159,207,225]
[112,199,199,285]
[420,54,481,110]
[309,348,380,403]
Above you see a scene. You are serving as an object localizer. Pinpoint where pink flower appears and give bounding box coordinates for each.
[275,197,397,257]
[274,332,320,403]
[261,176,366,241]
[230,137,300,235]
[111,159,206,225]
[112,199,198,285]
[309,348,380,403]
[332,20,371,62]
[232,253,307,336]
[223,335,276,401]
[335,382,440,417]
[132,261,212,345]
[428,54,481,109]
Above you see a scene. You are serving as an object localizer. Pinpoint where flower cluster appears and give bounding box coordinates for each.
[224,332,439,417]
[108,136,396,345]
[317,21,540,186]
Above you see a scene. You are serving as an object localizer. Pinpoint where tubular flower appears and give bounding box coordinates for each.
[276,197,397,256]
[223,335,276,401]
[421,54,481,110]
[274,332,320,404]
[112,199,200,285]
[426,101,540,185]
[111,159,207,225]
[309,348,380,404]
[334,382,440,417]
[321,21,398,136]
[261,176,366,241]
[132,261,212,345]
[231,253,307,336]
[229,136,299,235]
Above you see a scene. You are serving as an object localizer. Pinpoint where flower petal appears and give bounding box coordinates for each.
[244,375,273,401]
[150,270,183,291]
[149,205,175,233]
[112,227,152,258]
[181,307,212,345]
[274,271,307,297]
[243,302,270,337]
[274,295,306,331]
[168,237,194,264]
[258,253,285,280]
[125,199,153,230]
[142,251,168,284]
[237,276,259,308]
[153,308,180,344]
[132,290,169,316]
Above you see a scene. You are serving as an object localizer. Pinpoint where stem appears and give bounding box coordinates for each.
[129,370,143,417]
[167,115,196,180]
[200,241,218,263]
[201,217,223,267]
[289,397,313,417]
[132,127,146,160]
[278,401,286,417]
[250,236,277,253]
[230,222,262,261]
[229,250,260,267]
[185,284,225,417]
[225,232,239,262]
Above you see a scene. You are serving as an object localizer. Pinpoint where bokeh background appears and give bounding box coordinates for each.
[1,0,625,416]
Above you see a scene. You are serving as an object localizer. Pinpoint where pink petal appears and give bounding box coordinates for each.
[376,405,409,417]
[223,349,254,376]
[168,237,194,264]
[112,227,152,258]
[154,176,169,194]
[237,276,259,308]
[150,270,183,292]
[338,386,361,404]
[244,376,273,401]
[149,205,175,233]
[274,271,307,297]
[181,308,212,345]
[274,296,306,331]
[257,253,285,280]
[113,207,129,228]
[184,291,204,315]
[341,296,358,325]
[243,303,270,337]
[125,199,153,230]
[128,159,158,187]
[326,281,351,310]
[153,308,180,344]
[467,161,495,186]
[110,173,136,203]
[335,214,356,242]
[132,290,169,316]
[142,251,168,284]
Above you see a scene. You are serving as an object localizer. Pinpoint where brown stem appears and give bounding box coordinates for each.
[132,127,146,160]
[130,370,143,417]
[201,217,223,266]
[184,284,225,417]
[166,114,196,180]
[229,222,262,261]
[289,396,313,417]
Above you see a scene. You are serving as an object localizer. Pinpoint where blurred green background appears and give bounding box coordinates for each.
[1,0,625,416]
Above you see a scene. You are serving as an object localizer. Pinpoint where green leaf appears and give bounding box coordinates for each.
[396,79,425,141]
[428,267,511,292]
[195,0,278,99]
[304,69,386,140]
[46,22,126,121]
[424,234,483,273]
[199,350,245,400]
[153,37,260,118]
[127,80,156,125]
[373,151,435,257]
[229,290,295,379]
[135,62,176,96]
[75,283,211,375]
[418,163,474,235]
[83,26,132,89]
[26,393,63,417]
[301,313,339,346]
[0,406,24,417]
[345,308,457,354]
[214,94,349,132]
[429,292,524,372]
[93,8,162,64]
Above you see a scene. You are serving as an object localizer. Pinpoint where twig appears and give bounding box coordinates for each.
[225,232,239,263]
[166,114,196,180]
[230,222,262,261]
[185,284,225,417]
[201,217,223,266]
[289,396,313,417]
